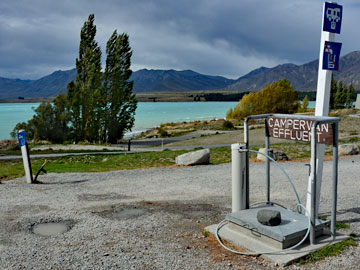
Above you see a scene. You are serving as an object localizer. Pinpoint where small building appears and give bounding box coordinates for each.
[356,94,360,109]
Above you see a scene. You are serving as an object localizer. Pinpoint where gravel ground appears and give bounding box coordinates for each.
[0,155,359,269]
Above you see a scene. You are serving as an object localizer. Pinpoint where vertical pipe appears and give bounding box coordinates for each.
[310,124,318,245]
[331,122,339,238]
[244,118,250,209]
[18,130,33,184]
[265,135,270,203]
[231,144,246,212]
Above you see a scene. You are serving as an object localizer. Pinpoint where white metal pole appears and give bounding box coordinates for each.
[18,130,33,184]
[306,2,335,217]
[231,143,246,212]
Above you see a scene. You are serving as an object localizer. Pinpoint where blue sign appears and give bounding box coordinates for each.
[323,2,342,34]
[323,41,342,71]
[17,130,27,147]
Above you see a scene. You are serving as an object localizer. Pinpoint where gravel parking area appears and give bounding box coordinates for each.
[0,156,359,269]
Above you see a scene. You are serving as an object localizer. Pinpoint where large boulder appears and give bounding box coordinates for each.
[338,144,359,156]
[176,149,210,166]
[257,148,288,161]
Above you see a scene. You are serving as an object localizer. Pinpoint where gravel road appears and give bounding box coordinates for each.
[0,155,359,269]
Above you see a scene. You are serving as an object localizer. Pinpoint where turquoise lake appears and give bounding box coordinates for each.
[0,102,239,140]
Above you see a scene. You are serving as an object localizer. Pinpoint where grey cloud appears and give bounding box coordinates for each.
[0,0,358,80]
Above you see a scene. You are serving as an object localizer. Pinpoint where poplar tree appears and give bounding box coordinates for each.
[329,75,337,109]
[346,83,355,108]
[103,31,137,143]
[68,14,102,142]
[334,81,347,109]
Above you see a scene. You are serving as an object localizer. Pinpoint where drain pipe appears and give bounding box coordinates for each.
[17,130,33,184]
[231,144,247,212]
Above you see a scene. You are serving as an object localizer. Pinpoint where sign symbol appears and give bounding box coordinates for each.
[322,41,342,71]
[323,2,342,34]
[326,7,341,30]
[325,42,337,70]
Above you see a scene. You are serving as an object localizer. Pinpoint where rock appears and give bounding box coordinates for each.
[257,148,288,161]
[257,209,282,226]
[338,144,359,156]
[175,149,210,166]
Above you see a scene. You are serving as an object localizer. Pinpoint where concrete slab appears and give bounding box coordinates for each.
[205,222,350,266]
[225,205,327,249]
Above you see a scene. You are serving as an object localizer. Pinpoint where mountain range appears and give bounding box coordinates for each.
[1,50,359,100]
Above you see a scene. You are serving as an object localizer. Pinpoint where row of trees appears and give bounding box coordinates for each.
[12,14,137,143]
[330,76,355,109]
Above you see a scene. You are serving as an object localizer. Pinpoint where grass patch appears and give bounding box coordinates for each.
[336,222,350,229]
[0,147,233,181]
[0,139,344,182]
[298,238,356,264]
[0,148,123,156]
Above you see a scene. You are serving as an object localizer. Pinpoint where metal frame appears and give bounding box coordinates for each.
[244,113,340,245]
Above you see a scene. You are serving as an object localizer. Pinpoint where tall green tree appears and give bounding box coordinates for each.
[68,14,102,142]
[103,31,137,143]
[330,75,337,109]
[346,83,355,108]
[334,81,347,109]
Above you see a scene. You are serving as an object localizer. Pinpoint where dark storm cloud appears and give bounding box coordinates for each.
[0,0,358,80]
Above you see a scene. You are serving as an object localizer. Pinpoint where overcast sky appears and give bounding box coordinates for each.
[0,0,358,80]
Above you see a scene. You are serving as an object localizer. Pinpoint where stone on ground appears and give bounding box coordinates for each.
[175,149,210,166]
[257,148,288,161]
[338,144,359,156]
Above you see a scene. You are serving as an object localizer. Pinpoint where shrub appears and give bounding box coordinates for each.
[227,79,299,120]
[222,120,234,130]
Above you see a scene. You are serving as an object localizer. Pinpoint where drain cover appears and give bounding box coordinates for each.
[33,222,69,236]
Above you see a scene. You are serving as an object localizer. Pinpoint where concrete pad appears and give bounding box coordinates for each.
[205,222,350,266]
[225,206,327,249]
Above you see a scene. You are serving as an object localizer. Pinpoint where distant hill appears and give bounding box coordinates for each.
[0,68,234,99]
[227,51,360,91]
[131,69,235,92]
[1,50,360,100]
[0,69,76,100]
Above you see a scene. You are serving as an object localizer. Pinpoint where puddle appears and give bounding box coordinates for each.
[97,207,148,220]
[78,193,131,202]
[32,222,70,236]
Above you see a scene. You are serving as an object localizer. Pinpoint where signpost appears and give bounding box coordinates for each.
[265,116,333,145]
[323,41,342,71]
[306,1,343,218]
[17,130,33,184]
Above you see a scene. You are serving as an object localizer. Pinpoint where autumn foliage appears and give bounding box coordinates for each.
[226,79,299,120]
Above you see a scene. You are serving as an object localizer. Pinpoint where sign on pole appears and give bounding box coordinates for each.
[323,2,342,34]
[265,116,334,145]
[323,41,342,71]
[306,1,343,219]
[17,130,27,147]
[17,130,33,184]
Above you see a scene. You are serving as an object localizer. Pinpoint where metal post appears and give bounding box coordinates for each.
[310,124,318,245]
[306,2,336,220]
[244,118,250,209]
[265,135,270,203]
[128,139,131,151]
[231,144,247,212]
[18,130,33,184]
[331,122,339,238]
